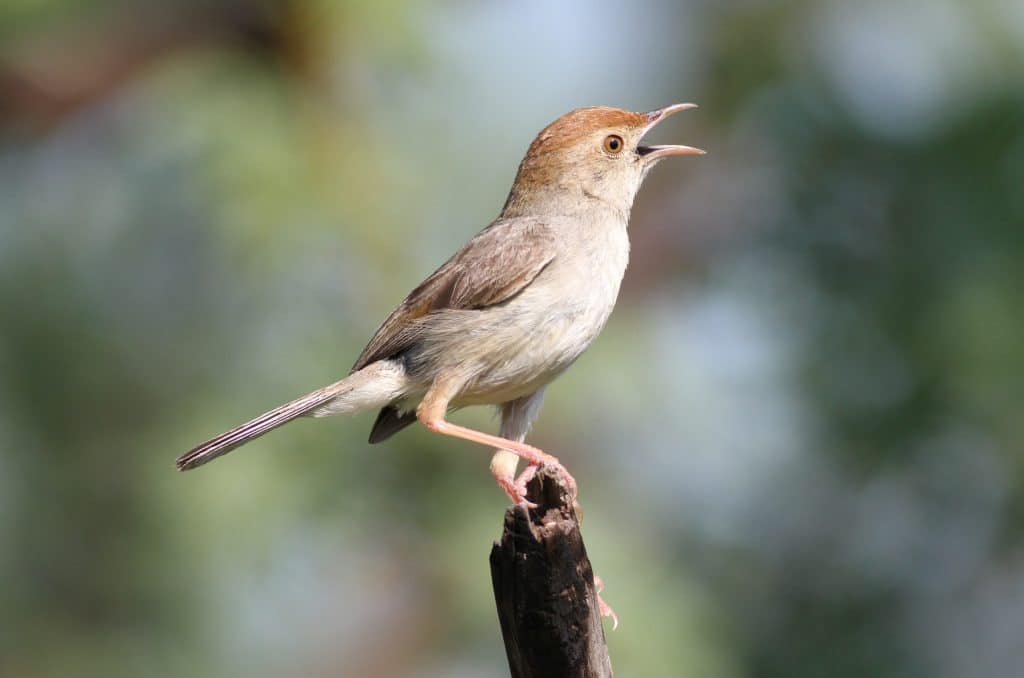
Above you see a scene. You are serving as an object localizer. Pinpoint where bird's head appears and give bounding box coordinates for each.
[502,104,703,218]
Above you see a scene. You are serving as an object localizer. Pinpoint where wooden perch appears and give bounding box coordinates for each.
[489,467,613,678]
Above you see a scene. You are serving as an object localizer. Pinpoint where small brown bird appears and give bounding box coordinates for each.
[177,103,703,505]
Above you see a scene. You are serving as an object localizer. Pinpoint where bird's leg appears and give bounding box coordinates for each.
[417,383,577,501]
[491,450,535,507]
[421,419,578,500]
[492,390,548,505]
[490,462,539,507]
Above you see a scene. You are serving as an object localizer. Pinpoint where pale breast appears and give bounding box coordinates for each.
[400,211,632,407]
[454,214,631,404]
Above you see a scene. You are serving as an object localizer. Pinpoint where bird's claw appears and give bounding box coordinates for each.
[497,459,578,509]
[595,575,619,630]
[497,474,538,508]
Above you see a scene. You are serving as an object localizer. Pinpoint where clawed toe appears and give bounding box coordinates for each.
[495,456,579,508]
[497,475,538,508]
[514,464,538,489]
[594,575,619,630]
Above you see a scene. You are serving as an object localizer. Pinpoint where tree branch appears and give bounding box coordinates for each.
[489,468,613,677]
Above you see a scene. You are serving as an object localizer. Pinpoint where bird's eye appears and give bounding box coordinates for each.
[603,134,624,154]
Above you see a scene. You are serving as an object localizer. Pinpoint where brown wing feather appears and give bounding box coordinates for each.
[351,218,556,371]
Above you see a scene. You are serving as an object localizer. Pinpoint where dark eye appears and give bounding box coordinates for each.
[603,134,624,154]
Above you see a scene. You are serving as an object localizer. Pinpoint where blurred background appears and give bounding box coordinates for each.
[1,0,1022,676]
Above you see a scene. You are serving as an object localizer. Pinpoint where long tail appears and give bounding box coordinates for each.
[176,360,408,471]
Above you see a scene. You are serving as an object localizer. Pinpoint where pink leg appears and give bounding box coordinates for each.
[417,383,577,501]
[495,475,537,508]
[491,462,541,507]
[492,450,532,505]
[421,418,577,500]
[491,391,549,505]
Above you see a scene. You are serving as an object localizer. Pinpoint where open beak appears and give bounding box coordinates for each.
[637,103,705,161]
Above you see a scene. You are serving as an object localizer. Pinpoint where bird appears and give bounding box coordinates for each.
[177,103,703,506]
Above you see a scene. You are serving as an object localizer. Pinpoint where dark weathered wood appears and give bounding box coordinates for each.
[489,468,613,678]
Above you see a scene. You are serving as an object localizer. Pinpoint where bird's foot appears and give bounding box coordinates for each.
[496,460,577,507]
[595,575,619,630]
[514,463,538,490]
[496,474,537,508]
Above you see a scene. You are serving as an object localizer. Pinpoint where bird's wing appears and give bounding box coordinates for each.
[352,217,557,371]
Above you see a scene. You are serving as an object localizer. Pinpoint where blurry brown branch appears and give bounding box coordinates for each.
[0,1,295,132]
[489,468,613,678]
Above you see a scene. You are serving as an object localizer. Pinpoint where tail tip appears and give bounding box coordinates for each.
[175,451,203,471]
